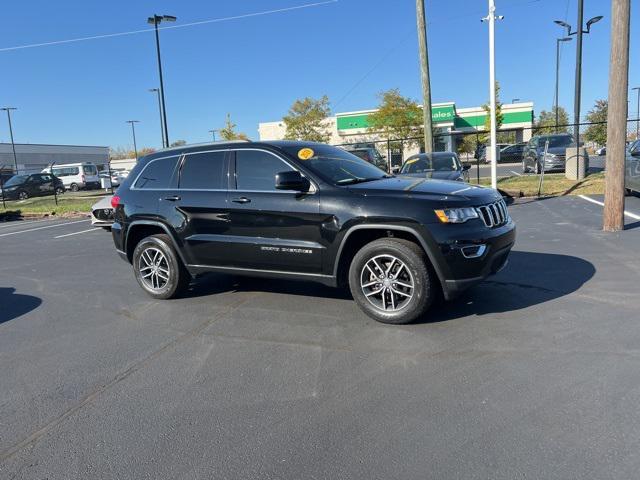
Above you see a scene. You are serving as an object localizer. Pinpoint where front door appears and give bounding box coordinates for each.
[224,148,324,274]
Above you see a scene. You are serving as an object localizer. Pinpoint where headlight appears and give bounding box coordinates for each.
[434,207,479,224]
[543,153,557,160]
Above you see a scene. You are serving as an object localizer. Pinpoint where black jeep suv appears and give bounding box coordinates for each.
[111,141,515,324]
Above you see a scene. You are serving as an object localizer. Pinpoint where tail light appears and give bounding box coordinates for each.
[110,195,121,209]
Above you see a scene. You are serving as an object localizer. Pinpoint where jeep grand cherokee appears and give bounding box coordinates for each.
[111,140,515,324]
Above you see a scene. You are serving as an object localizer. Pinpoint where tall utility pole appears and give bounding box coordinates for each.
[632,87,640,139]
[416,0,433,153]
[1,107,18,172]
[149,88,165,148]
[126,120,140,161]
[148,14,176,148]
[482,0,503,190]
[603,0,630,232]
[555,37,572,131]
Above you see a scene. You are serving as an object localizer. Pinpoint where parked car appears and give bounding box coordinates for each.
[42,162,100,191]
[399,152,471,182]
[343,146,387,170]
[110,140,515,325]
[595,146,606,156]
[0,173,65,200]
[476,143,511,163]
[626,140,640,194]
[0,171,15,186]
[499,143,527,163]
[91,195,115,229]
[522,133,581,173]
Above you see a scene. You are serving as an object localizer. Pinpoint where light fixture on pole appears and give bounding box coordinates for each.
[0,107,18,173]
[554,37,572,131]
[632,87,640,140]
[554,9,603,177]
[482,0,504,190]
[147,14,176,148]
[148,88,165,148]
[208,129,218,142]
[511,98,520,103]
[126,120,140,161]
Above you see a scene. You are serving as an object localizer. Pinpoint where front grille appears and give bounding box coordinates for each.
[476,199,508,228]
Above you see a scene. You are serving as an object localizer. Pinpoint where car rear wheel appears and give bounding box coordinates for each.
[132,234,190,299]
[349,238,434,324]
[70,183,79,192]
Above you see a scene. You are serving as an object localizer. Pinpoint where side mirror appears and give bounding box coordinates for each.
[462,164,472,171]
[275,170,310,192]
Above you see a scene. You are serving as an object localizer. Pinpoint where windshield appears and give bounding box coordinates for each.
[281,144,389,185]
[3,175,28,187]
[400,154,458,174]
[544,136,574,148]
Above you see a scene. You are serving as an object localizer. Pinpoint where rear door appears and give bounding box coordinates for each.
[161,149,230,266]
[224,148,324,273]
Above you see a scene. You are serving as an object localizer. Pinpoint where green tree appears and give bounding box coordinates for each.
[170,140,187,147]
[457,135,478,157]
[283,95,331,142]
[367,89,422,146]
[219,113,249,141]
[481,82,503,142]
[535,106,570,134]
[583,99,608,146]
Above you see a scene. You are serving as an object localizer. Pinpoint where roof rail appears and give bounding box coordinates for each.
[153,139,251,154]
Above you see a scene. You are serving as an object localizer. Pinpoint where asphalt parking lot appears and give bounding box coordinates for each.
[1,194,640,479]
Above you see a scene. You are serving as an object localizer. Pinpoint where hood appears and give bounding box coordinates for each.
[399,171,462,181]
[347,177,500,205]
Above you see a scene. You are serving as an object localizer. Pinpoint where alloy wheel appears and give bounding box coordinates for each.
[138,247,171,291]
[360,254,414,312]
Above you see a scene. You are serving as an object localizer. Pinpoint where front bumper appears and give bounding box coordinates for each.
[429,218,516,300]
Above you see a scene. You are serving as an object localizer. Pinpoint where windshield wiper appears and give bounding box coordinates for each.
[338,177,385,185]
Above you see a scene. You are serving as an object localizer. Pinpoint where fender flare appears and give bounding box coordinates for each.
[332,223,447,287]
[125,220,189,266]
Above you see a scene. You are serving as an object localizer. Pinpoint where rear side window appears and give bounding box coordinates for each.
[179,151,226,189]
[235,150,290,191]
[134,156,179,189]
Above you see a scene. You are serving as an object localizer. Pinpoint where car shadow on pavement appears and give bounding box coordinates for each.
[422,251,596,323]
[0,287,42,324]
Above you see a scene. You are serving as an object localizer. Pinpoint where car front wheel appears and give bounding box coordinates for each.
[70,183,79,192]
[132,234,190,299]
[18,190,28,200]
[349,238,434,324]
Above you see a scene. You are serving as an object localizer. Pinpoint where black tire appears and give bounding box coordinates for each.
[522,160,529,174]
[18,190,28,200]
[70,183,79,192]
[348,238,434,324]
[55,187,64,195]
[534,161,541,174]
[132,234,190,299]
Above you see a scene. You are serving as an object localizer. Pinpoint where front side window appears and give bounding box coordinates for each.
[180,151,226,189]
[279,144,388,186]
[235,150,290,191]
[134,156,179,189]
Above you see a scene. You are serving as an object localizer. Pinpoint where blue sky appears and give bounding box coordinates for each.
[0,0,637,150]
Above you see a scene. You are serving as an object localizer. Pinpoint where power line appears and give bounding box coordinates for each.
[0,0,338,53]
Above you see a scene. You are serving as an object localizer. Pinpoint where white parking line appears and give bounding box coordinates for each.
[510,170,522,177]
[0,219,88,237]
[54,228,102,239]
[578,195,640,220]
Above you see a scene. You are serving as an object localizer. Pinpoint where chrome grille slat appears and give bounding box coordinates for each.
[476,199,509,228]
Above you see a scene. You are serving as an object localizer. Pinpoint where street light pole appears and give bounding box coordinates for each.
[208,129,218,142]
[148,14,176,148]
[633,87,640,139]
[1,107,18,173]
[554,11,603,177]
[126,120,140,160]
[555,37,572,132]
[482,0,503,190]
[149,88,165,148]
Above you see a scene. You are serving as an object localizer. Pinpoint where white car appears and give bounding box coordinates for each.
[90,195,114,229]
[42,162,100,191]
[595,146,606,156]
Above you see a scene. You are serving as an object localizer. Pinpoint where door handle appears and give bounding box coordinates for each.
[164,195,181,202]
[232,197,251,204]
